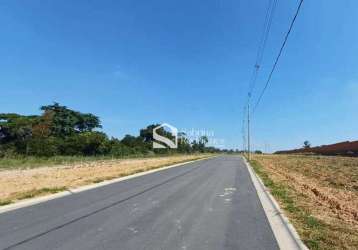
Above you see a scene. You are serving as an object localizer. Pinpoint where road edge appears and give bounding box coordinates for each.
[242,156,309,250]
[0,156,215,214]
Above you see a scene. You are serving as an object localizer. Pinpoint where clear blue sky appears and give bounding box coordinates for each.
[1,0,357,152]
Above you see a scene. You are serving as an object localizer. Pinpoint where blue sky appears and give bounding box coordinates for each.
[0,0,357,152]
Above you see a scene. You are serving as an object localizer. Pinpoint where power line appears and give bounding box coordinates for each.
[248,0,279,97]
[243,0,278,155]
[253,0,304,112]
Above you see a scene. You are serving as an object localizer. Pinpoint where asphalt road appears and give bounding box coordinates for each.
[0,156,279,250]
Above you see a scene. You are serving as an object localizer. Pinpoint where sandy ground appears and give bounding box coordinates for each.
[0,155,210,204]
[253,154,358,249]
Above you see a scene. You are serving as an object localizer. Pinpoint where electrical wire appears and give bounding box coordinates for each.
[253,0,304,112]
[248,0,279,97]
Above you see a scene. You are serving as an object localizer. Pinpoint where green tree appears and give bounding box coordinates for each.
[139,124,160,142]
[40,103,101,137]
[198,136,209,152]
[303,140,311,149]
[27,137,59,157]
[0,113,38,154]
[58,132,108,156]
[178,132,192,153]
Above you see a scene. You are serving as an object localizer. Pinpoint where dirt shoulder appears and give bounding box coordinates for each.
[0,154,212,206]
[251,154,358,250]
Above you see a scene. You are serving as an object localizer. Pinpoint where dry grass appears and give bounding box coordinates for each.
[0,154,212,205]
[251,154,358,250]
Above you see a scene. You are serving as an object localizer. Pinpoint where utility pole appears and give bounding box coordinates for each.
[242,108,246,157]
[247,102,251,161]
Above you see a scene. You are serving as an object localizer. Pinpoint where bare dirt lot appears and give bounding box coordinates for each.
[252,154,358,250]
[0,154,211,206]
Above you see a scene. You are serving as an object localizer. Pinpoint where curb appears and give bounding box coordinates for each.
[0,156,214,214]
[242,157,309,250]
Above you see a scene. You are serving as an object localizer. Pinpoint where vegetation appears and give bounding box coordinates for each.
[0,103,220,161]
[0,103,219,205]
[303,140,311,149]
[276,140,358,157]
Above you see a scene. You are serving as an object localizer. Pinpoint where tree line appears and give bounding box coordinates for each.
[0,103,220,157]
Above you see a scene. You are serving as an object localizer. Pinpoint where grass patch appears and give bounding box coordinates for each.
[92,178,106,184]
[250,159,329,249]
[0,153,209,171]
[0,155,142,170]
[0,187,67,206]
[13,187,67,201]
[0,200,12,206]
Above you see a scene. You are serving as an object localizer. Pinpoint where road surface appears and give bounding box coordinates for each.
[0,156,279,250]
